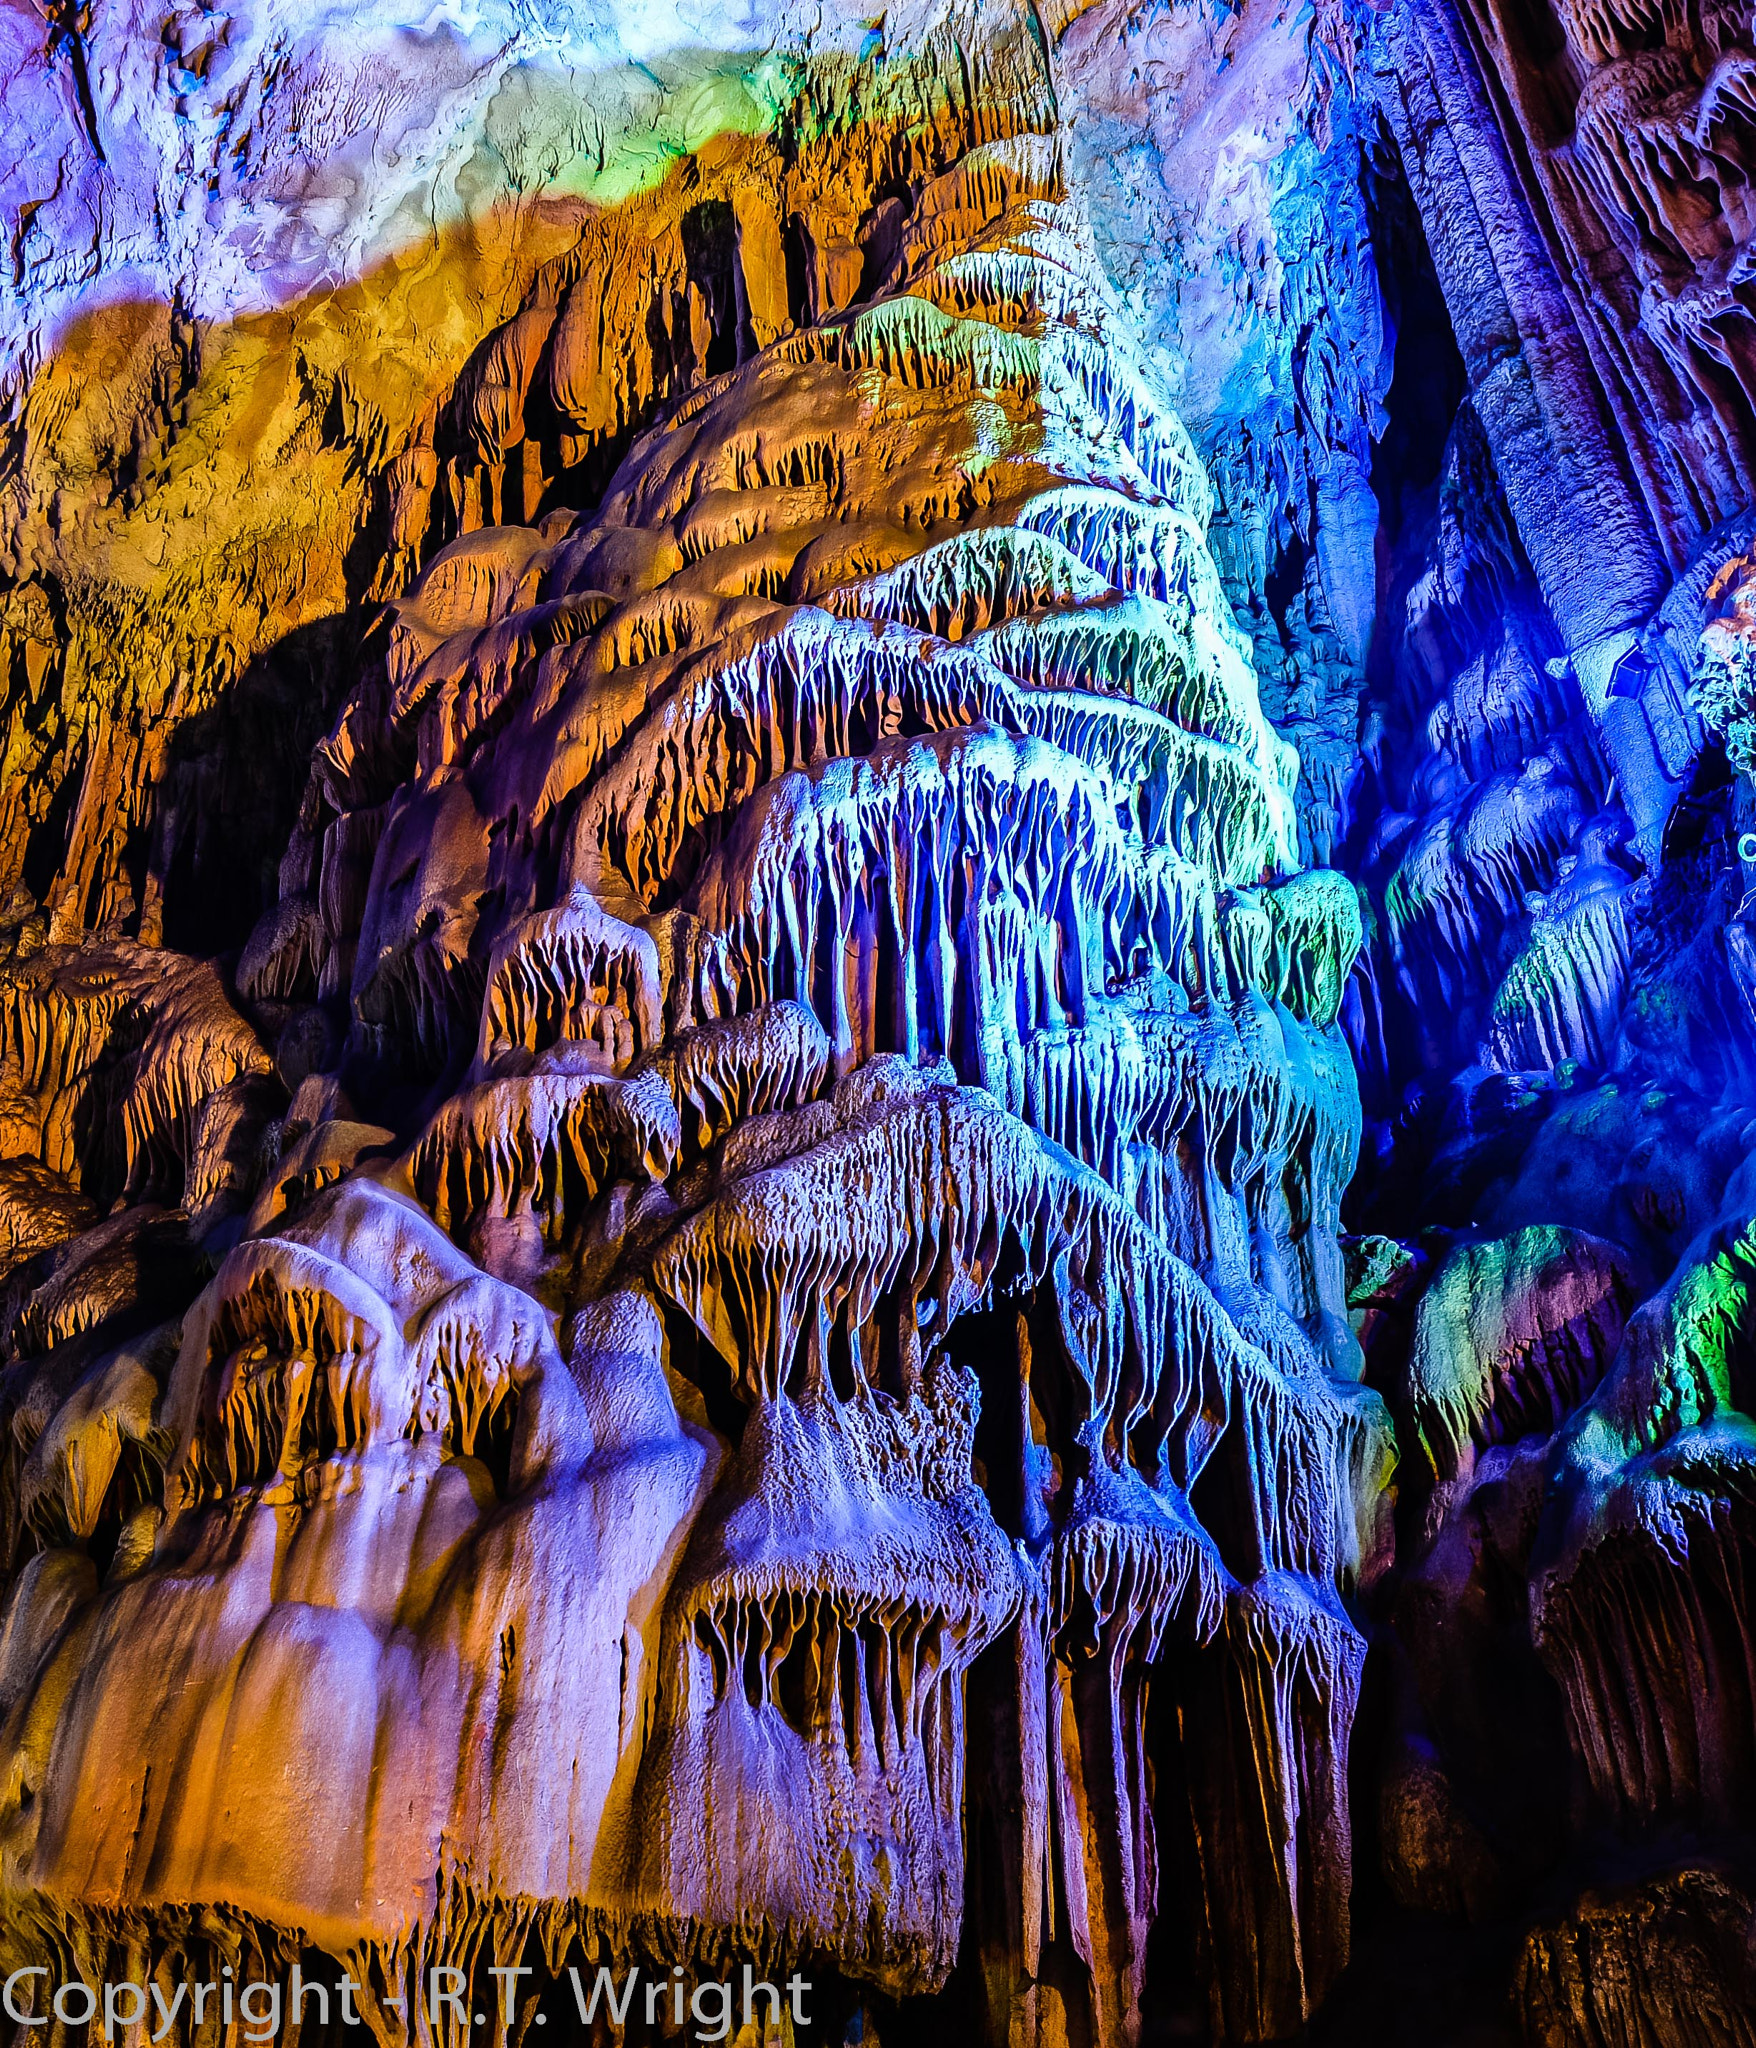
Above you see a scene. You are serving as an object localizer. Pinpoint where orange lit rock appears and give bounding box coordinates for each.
[0,10,1401,2046]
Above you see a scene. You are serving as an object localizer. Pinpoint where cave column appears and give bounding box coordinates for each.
[1370,0,1690,856]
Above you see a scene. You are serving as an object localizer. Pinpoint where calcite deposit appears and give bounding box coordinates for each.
[4,0,1756,2043]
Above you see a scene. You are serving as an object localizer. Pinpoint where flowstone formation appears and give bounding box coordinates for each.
[0,13,1393,2046]
[17,0,1756,2038]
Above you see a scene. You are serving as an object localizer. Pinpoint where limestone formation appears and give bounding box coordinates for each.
[0,10,1403,2045]
[7,0,1756,2045]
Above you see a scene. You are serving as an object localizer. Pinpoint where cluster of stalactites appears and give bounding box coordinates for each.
[0,944,275,1224]
[1526,1159,1756,1838]
[0,42,1393,2048]
[166,1180,561,1510]
[286,120,1326,1101]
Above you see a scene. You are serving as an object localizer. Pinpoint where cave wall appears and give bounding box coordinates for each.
[2,1,1756,2045]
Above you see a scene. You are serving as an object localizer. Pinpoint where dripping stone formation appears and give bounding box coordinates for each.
[4,0,1756,2041]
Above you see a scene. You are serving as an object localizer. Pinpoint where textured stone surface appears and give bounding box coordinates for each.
[0,7,1399,2043]
[6,0,1756,2044]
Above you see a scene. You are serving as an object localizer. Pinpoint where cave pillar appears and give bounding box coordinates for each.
[1370,0,1691,855]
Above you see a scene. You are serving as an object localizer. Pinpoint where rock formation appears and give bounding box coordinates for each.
[5,0,1756,2045]
[0,7,1401,2043]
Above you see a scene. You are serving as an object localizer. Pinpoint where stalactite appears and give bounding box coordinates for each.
[0,25,1392,2047]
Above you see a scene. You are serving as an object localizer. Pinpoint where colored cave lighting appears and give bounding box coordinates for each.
[3,1,1756,2044]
